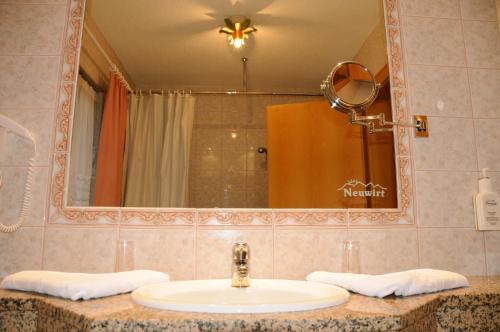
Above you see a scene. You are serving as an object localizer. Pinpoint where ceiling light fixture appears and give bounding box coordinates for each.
[219,16,257,49]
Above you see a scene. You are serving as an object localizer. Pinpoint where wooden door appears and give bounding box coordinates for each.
[267,100,367,208]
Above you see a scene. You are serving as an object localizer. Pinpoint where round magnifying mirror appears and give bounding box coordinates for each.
[321,61,379,114]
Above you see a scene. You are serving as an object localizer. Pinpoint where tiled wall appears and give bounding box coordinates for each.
[189,94,319,208]
[1,0,499,280]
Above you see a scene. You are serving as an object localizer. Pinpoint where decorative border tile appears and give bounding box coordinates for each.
[385,0,400,27]
[48,0,415,227]
[388,28,405,88]
[275,210,347,227]
[274,209,347,227]
[121,209,194,226]
[393,89,411,157]
[197,210,272,226]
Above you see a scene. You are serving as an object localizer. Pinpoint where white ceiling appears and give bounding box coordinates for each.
[91,0,384,92]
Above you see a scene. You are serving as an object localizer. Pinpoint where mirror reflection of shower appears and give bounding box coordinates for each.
[66,0,398,209]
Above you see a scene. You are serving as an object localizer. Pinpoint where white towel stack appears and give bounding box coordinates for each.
[0,270,169,301]
[306,269,468,298]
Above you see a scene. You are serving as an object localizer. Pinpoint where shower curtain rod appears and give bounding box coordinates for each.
[141,90,323,97]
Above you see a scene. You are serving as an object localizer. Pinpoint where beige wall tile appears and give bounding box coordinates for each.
[246,129,266,152]
[222,110,247,126]
[460,0,497,20]
[0,4,66,55]
[222,150,246,172]
[246,170,268,208]
[414,117,477,171]
[222,128,247,151]
[347,229,419,274]
[468,68,500,118]
[0,130,35,166]
[0,227,43,277]
[463,20,500,68]
[0,166,48,226]
[419,228,486,275]
[408,65,471,117]
[196,229,273,279]
[119,228,195,281]
[221,171,246,192]
[192,128,223,151]
[475,118,500,171]
[246,190,267,208]
[416,171,477,227]
[0,56,60,109]
[401,0,460,18]
[490,171,500,192]
[0,108,55,166]
[190,149,222,171]
[485,231,500,276]
[43,227,118,273]
[403,17,466,66]
[221,95,247,112]
[275,229,348,280]
[194,95,221,126]
[222,95,248,126]
[247,95,270,128]
[189,169,222,208]
[221,190,246,208]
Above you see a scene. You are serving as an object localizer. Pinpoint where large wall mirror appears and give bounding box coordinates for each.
[54,0,413,223]
[65,0,400,210]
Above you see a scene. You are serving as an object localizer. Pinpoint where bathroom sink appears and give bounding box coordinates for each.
[131,279,350,313]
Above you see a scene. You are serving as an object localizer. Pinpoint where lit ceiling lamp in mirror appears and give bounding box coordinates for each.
[219,16,257,49]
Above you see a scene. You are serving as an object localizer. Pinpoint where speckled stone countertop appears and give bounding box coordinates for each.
[0,277,499,331]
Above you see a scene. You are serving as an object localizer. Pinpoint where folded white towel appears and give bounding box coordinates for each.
[306,269,468,298]
[0,270,169,301]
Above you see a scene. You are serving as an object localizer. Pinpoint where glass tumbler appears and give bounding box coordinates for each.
[115,239,135,272]
[342,240,360,273]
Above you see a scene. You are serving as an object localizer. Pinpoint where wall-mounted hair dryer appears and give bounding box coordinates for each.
[0,114,37,233]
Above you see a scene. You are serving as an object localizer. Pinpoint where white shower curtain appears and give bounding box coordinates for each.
[123,92,195,207]
[68,76,97,206]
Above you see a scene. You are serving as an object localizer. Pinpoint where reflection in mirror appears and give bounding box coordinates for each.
[330,62,378,108]
[67,0,397,209]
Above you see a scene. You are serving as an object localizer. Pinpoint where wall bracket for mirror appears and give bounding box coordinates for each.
[321,61,429,137]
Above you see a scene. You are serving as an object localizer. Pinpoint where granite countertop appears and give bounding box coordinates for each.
[0,277,499,331]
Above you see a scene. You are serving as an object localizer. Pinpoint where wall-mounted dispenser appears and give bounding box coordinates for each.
[474,168,500,231]
[321,61,429,136]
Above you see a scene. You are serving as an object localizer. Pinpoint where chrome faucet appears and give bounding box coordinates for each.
[231,242,250,287]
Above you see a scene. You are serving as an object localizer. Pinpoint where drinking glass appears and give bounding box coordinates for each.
[342,240,360,273]
[115,239,135,272]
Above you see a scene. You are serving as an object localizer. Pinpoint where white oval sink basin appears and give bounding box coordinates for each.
[131,279,350,314]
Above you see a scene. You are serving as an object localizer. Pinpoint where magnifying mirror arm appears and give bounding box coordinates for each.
[350,112,425,134]
[322,61,428,136]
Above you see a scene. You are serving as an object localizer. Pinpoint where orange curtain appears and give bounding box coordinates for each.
[93,74,128,206]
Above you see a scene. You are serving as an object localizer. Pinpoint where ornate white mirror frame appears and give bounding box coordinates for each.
[49,0,413,227]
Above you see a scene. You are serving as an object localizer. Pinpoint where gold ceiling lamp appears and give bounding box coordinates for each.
[219,15,257,49]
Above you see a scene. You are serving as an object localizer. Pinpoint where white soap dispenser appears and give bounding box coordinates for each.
[474,168,500,230]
